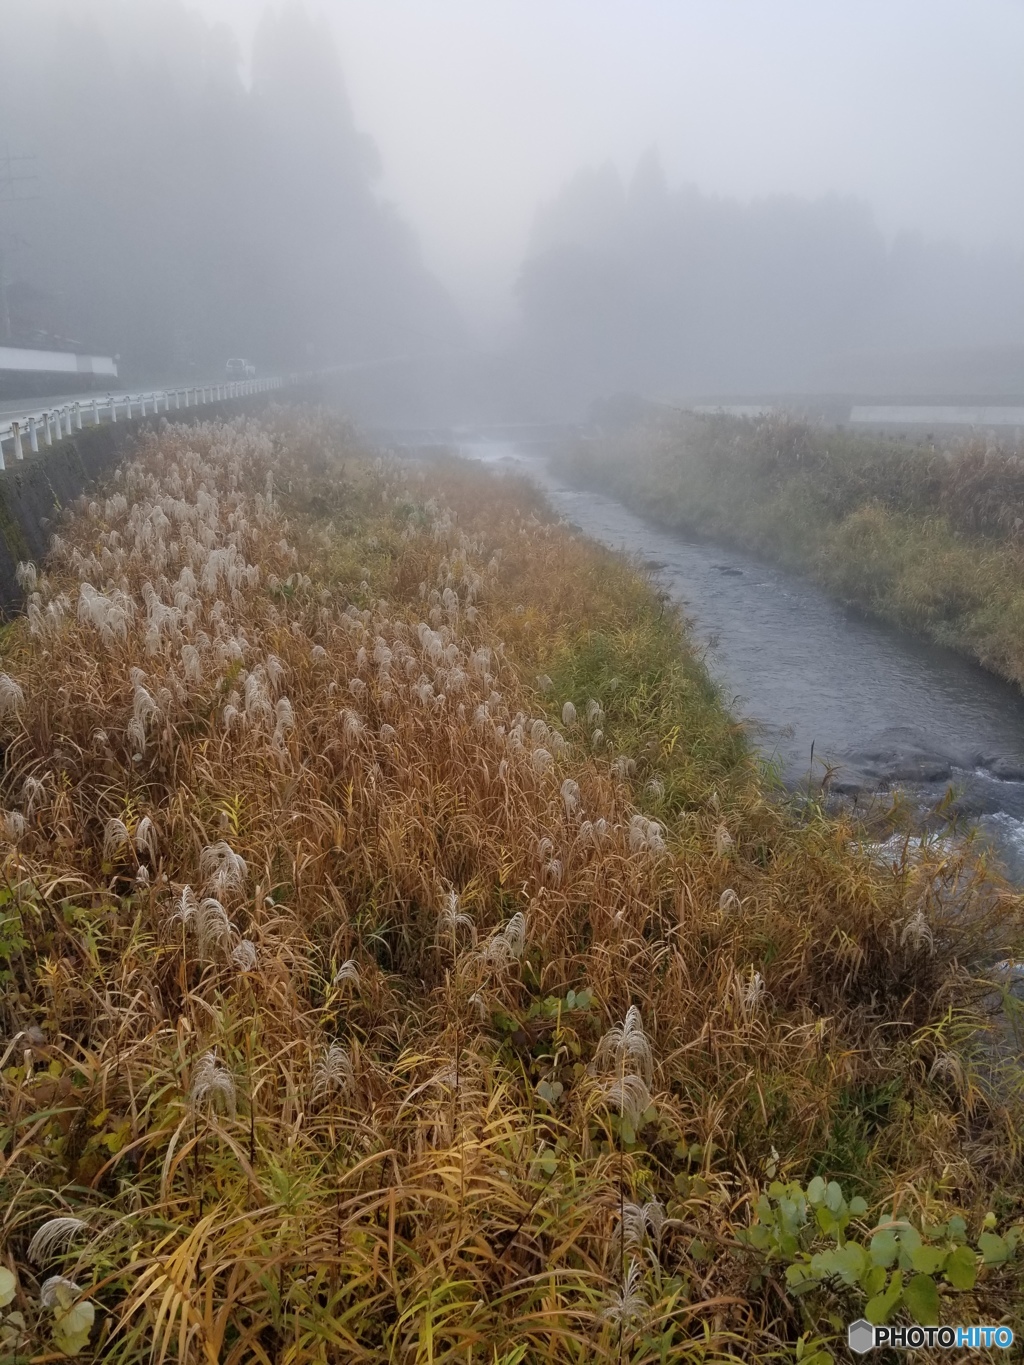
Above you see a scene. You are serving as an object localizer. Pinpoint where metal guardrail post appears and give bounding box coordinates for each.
[0,375,294,457]
[0,433,6,472]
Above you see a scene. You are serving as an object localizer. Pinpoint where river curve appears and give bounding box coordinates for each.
[451,436,1024,881]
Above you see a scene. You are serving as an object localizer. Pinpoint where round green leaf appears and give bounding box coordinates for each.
[947,1215,967,1243]
[977,1231,1009,1265]
[0,1266,15,1308]
[910,1245,947,1275]
[903,1272,940,1326]
[53,1296,95,1356]
[865,1269,903,1325]
[869,1228,898,1267]
[807,1176,826,1206]
[848,1195,868,1217]
[943,1244,977,1291]
[862,1263,887,1296]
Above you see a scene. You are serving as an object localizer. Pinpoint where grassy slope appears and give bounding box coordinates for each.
[557,413,1024,690]
[0,413,1020,1360]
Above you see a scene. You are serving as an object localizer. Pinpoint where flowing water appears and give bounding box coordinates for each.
[442,436,1024,881]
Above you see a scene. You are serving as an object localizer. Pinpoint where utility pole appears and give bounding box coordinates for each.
[0,148,39,344]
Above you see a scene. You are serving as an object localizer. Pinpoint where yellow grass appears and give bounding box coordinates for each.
[0,412,1020,1361]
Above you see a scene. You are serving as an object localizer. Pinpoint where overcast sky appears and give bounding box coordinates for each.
[194,0,1024,329]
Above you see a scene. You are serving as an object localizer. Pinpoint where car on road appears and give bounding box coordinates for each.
[225,358,256,379]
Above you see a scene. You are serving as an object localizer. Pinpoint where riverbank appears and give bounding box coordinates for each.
[556,411,1024,692]
[0,414,1022,1360]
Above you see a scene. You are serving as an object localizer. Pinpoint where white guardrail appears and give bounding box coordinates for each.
[0,376,287,472]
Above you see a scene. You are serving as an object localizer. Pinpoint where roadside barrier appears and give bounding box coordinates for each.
[0,375,289,471]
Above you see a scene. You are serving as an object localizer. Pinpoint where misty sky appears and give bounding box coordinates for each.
[42,0,1024,330]
[73,0,1024,329]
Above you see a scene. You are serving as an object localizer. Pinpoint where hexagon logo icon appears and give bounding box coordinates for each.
[847,1319,875,1354]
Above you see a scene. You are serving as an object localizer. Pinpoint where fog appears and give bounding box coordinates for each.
[3,0,1023,413]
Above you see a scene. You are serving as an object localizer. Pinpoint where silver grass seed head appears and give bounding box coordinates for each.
[602,1258,647,1329]
[532,747,553,776]
[900,907,935,956]
[103,817,131,862]
[0,673,25,719]
[742,969,766,1010]
[333,959,360,987]
[502,911,527,957]
[438,890,476,945]
[612,1201,665,1260]
[341,709,363,745]
[28,1217,89,1265]
[200,841,247,895]
[312,1043,354,1099]
[40,1275,83,1309]
[599,1074,652,1132]
[194,898,233,956]
[170,884,198,927]
[596,1006,654,1086]
[231,939,258,972]
[22,775,45,814]
[134,815,158,860]
[189,1051,237,1118]
[15,561,37,592]
[2,810,26,840]
[126,717,147,757]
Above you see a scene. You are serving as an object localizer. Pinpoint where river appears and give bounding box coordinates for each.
[448,435,1024,882]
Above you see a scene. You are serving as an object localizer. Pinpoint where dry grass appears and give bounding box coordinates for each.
[0,411,1021,1361]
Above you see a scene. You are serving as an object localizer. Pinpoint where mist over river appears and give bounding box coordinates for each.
[426,435,1024,881]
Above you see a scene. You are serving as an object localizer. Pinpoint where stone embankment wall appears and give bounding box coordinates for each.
[0,389,319,614]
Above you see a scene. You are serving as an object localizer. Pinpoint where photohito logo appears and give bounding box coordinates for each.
[848,1319,1014,1352]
